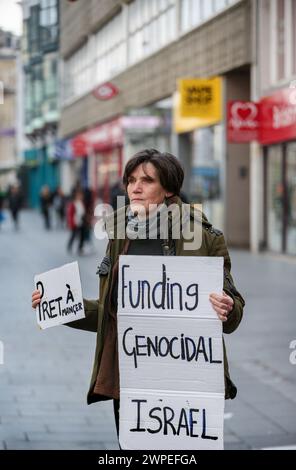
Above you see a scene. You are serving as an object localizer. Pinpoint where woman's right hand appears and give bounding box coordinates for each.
[32,290,41,309]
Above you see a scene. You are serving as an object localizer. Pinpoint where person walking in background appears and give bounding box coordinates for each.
[8,183,23,230]
[82,187,95,254]
[0,186,6,230]
[67,188,86,255]
[53,186,66,229]
[40,185,52,230]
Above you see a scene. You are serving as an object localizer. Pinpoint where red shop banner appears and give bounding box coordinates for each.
[227,101,260,143]
[258,87,296,145]
[70,118,123,157]
[227,87,296,144]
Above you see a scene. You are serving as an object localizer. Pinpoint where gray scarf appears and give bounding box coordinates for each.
[126,198,190,241]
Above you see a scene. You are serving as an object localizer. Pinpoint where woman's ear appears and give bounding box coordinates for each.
[165,192,174,198]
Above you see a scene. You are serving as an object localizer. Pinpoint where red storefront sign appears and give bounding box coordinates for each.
[227,101,260,142]
[258,88,296,145]
[227,89,296,144]
[71,136,88,156]
[70,118,123,157]
[92,82,119,101]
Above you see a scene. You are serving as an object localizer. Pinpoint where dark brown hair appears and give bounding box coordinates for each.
[123,148,184,196]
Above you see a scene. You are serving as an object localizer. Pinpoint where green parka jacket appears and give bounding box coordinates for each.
[67,199,245,403]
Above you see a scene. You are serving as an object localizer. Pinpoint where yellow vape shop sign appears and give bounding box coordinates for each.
[174,77,222,133]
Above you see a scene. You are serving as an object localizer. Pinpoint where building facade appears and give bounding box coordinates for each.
[22,0,60,208]
[0,29,20,189]
[59,0,253,247]
[250,0,296,256]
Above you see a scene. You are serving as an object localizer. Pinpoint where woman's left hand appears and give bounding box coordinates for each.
[209,291,234,322]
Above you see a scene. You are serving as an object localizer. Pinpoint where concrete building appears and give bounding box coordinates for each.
[22,0,60,207]
[59,0,253,247]
[0,28,20,189]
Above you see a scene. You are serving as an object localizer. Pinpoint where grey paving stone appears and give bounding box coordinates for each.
[0,415,90,427]
[243,433,296,449]
[224,442,250,450]
[0,408,20,417]
[225,413,284,437]
[45,423,108,433]
[4,440,106,450]
[26,431,117,442]
[103,441,120,450]
[16,403,60,412]
[0,429,27,441]
[18,409,62,417]
[0,423,47,434]
[224,433,242,444]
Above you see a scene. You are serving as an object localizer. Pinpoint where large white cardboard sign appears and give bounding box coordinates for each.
[34,261,85,329]
[118,255,224,450]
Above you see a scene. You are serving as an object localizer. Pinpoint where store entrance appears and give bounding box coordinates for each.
[265,143,296,255]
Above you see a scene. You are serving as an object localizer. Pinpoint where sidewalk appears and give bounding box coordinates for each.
[0,210,295,450]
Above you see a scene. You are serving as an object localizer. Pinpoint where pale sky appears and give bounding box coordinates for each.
[0,0,22,36]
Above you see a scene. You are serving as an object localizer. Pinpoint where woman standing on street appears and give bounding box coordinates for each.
[32,148,245,442]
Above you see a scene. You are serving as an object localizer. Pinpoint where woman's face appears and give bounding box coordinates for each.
[126,163,172,214]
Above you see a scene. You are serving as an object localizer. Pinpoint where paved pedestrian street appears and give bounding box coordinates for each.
[0,210,295,450]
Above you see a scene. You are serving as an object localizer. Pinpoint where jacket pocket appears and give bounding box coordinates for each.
[224,269,240,298]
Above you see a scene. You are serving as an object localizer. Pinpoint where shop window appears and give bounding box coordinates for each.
[203,0,214,19]
[40,0,58,49]
[268,0,296,85]
[28,5,40,54]
[44,55,58,98]
[286,144,296,255]
[259,0,271,90]
[128,0,176,65]
[180,0,237,33]
[267,146,283,253]
[215,0,228,12]
[64,42,91,103]
[191,125,223,228]
[94,12,126,88]
[64,11,125,103]
[277,0,285,81]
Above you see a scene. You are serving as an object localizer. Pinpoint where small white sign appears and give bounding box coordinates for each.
[34,261,85,329]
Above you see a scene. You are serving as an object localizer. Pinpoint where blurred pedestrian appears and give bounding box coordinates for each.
[40,185,52,230]
[53,186,66,228]
[83,187,95,254]
[8,184,22,230]
[67,189,86,255]
[0,186,6,229]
